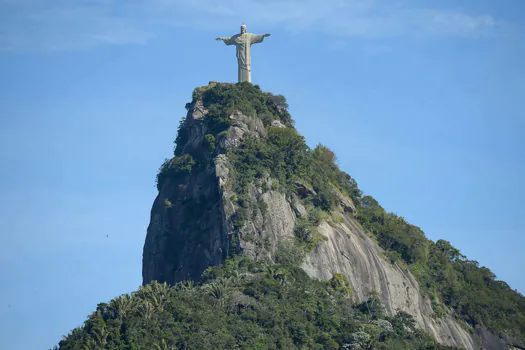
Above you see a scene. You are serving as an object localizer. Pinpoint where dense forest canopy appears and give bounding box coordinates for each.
[57,256,457,349]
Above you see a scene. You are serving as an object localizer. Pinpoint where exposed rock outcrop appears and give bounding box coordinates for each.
[302,218,476,349]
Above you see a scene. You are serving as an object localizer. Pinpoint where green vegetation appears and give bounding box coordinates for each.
[57,257,455,350]
[161,82,295,191]
[294,207,327,251]
[228,133,361,212]
[174,119,187,157]
[203,133,216,154]
[328,273,353,296]
[200,82,293,128]
[228,127,308,196]
[156,154,196,191]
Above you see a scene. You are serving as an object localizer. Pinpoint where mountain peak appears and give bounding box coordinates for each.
[143,83,524,349]
[58,83,524,349]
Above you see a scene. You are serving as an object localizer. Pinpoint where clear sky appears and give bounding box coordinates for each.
[1,0,524,348]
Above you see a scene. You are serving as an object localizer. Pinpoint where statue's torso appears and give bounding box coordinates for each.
[231,33,251,66]
[232,33,249,48]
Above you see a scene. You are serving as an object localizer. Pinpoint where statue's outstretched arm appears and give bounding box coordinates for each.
[216,36,233,45]
[250,33,271,44]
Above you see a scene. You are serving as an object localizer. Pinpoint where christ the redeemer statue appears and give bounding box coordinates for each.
[216,24,271,83]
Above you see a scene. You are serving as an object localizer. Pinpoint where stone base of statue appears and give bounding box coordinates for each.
[239,66,251,83]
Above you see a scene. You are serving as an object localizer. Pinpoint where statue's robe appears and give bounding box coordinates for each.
[222,33,266,83]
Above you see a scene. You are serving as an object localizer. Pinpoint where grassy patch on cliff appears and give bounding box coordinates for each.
[57,257,455,350]
[155,154,196,191]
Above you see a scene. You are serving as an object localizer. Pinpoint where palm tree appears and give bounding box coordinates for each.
[204,278,232,307]
[175,280,195,291]
[110,294,133,319]
[137,281,170,312]
[138,300,155,320]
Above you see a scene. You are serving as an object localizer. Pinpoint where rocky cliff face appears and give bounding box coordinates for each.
[301,218,476,349]
[143,83,517,350]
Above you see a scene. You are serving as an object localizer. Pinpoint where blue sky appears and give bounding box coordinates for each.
[1,0,524,348]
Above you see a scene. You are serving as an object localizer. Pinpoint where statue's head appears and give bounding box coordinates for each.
[240,23,247,34]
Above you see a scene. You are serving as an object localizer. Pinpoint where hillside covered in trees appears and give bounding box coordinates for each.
[58,256,459,349]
